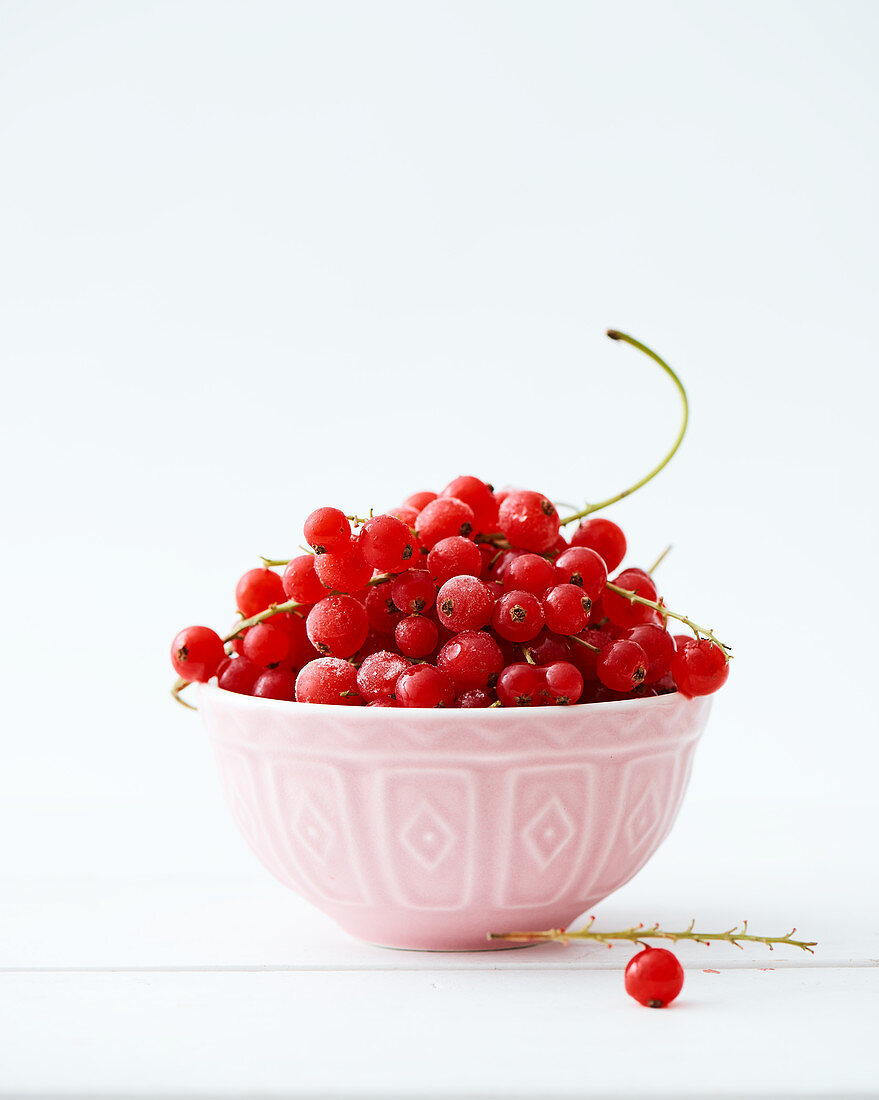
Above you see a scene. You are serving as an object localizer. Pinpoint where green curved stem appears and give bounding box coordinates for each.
[488,917,816,953]
[559,331,689,526]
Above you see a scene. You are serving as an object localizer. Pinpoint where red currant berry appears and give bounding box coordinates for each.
[427,536,482,586]
[596,638,648,692]
[543,584,593,636]
[497,490,560,553]
[395,664,454,708]
[385,505,419,528]
[416,497,476,548]
[304,507,351,554]
[253,668,297,700]
[554,547,608,601]
[440,475,499,534]
[491,589,545,642]
[403,490,437,512]
[671,639,729,697]
[281,556,326,605]
[456,688,494,708]
[570,517,627,572]
[367,697,397,707]
[242,622,290,668]
[504,553,558,597]
[312,539,372,593]
[623,623,675,684]
[364,585,404,636]
[295,657,362,705]
[394,614,439,659]
[217,656,260,695]
[542,661,584,705]
[569,627,613,680]
[235,568,286,619]
[170,626,226,682]
[437,630,504,691]
[602,568,659,629]
[673,634,695,651]
[624,947,684,1008]
[356,650,411,702]
[525,629,573,666]
[436,576,494,632]
[359,514,417,572]
[496,663,542,707]
[286,614,320,669]
[390,569,436,615]
[305,594,369,658]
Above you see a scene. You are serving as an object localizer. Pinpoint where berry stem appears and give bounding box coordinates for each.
[488,917,816,953]
[559,331,689,525]
[571,636,601,653]
[647,544,673,574]
[604,581,731,656]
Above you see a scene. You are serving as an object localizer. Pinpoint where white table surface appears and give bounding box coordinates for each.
[3,803,877,1099]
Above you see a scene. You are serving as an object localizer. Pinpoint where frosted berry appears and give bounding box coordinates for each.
[235,568,286,618]
[491,589,545,642]
[171,626,226,682]
[356,650,411,702]
[305,594,369,658]
[304,507,351,554]
[312,539,372,593]
[395,664,454,708]
[427,536,482,586]
[570,517,627,572]
[437,630,504,691]
[624,947,684,1008]
[671,639,729,696]
[295,657,361,705]
[437,576,494,632]
[394,614,439,658]
[416,497,476,548]
[497,490,560,553]
[457,688,494,708]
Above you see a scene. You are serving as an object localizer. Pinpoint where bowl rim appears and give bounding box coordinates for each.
[199,680,696,721]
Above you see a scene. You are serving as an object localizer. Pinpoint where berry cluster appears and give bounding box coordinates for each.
[170,332,732,709]
[171,477,730,708]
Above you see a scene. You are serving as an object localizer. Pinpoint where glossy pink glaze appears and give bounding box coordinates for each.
[198,683,711,950]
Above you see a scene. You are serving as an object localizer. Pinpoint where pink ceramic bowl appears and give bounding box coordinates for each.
[198,683,711,950]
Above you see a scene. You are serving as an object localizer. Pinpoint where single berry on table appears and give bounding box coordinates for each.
[624,947,684,1008]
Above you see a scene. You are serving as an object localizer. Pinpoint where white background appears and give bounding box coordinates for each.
[1,2,878,1096]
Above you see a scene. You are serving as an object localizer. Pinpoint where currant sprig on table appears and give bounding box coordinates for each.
[488,917,817,953]
[171,330,733,708]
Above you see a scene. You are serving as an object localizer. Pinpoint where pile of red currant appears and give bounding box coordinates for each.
[170,333,731,709]
[171,478,729,707]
